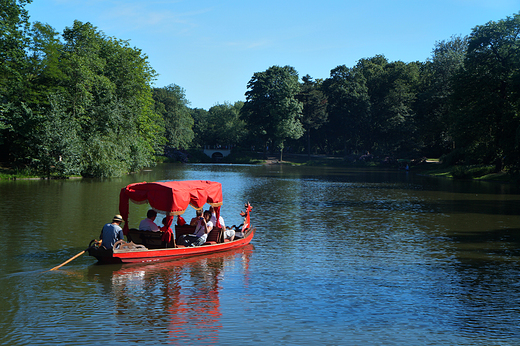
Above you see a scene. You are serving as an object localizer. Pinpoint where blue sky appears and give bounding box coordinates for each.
[27,0,519,110]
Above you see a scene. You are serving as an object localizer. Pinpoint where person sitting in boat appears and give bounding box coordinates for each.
[179,210,213,247]
[210,206,235,241]
[224,226,235,241]
[100,214,124,249]
[160,217,172,233]
[139,209,160,232]
[190,209,203,226]
[177,215,186,226]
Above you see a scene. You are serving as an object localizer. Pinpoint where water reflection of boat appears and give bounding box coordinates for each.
[88,180,255,264]
[87,245,253,344]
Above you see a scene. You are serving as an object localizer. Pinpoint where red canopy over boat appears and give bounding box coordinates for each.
[119,180,223,237]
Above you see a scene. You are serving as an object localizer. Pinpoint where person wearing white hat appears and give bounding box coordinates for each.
[99,215,124,249]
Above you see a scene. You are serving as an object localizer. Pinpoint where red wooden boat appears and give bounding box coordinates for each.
[88,180,255,264]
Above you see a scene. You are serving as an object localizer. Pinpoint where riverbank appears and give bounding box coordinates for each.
[0,165,82,181]
[2,153,517,183]
[262,154,519,183]
[416,164,516,182]
[0,166,38,180]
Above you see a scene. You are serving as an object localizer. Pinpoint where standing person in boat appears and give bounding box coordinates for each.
[179,210,213,246]
[139,209,160,231]
[209,206,226,229]
[100,215,124,249]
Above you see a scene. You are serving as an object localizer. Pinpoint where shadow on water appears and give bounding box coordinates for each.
[432,227,520,339]
[443,227,520,259]
[251,164,520,196]
[324,198,520,216]
[429,199,520,216]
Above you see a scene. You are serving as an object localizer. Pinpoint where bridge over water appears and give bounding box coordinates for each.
[203,146,231,158]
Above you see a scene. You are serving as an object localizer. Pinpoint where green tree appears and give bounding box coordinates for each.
[153,84,194,149]
[416,35,467,157]
[0,0,32,162]
[356,55,420,155]
[26,22,66,107]
[34,94,83,176]
[0,0,31,99]
[451,13,520,171]
[297,75,327,157]
[322,65,370,155]
[190,107,209,147]
[40,20,162,176]
[241,65,303,160]
[1,7,165,177]
[98,32,162,169]
[203,102,246,147]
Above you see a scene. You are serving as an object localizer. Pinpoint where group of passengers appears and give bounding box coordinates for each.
[100,207,236,250]
[179,206,236,247]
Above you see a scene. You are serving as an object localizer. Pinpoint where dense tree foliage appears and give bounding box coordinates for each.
[321,65,370,155]
[190,107,209,148]
[451,14,520,172]
[189,102,246,149]
[241,65,303,160]
[153,84,193,149]
[319,56,421,157]
[1,0,166,177]
[0,0,31,100]
[415,35,468,157]
[52,21,162,177]
[1,0,33,161]
[296,75,327,157]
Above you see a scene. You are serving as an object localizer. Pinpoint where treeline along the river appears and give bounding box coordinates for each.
[2,1,520,177]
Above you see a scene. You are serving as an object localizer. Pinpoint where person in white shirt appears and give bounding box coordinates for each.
[210,206,235,241]
[179,210,213,246]
[139,209,160,231]
[210,206,226,229]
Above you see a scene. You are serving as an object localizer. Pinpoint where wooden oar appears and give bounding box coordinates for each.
[49,240,101,271]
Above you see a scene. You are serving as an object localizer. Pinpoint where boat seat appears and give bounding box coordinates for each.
[175,225,196,238]
[175,225,223,246]
[174,225,196,247]
[203,227,223,245]
[127,228,174,249]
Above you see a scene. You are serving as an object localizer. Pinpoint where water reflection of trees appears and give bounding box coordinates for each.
[88,246,252,344]
[242,169,520,340]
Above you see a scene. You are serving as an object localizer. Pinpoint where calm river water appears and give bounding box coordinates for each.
[1,163,520,345]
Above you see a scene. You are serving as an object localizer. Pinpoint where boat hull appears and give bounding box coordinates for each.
[89,227,255,264]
